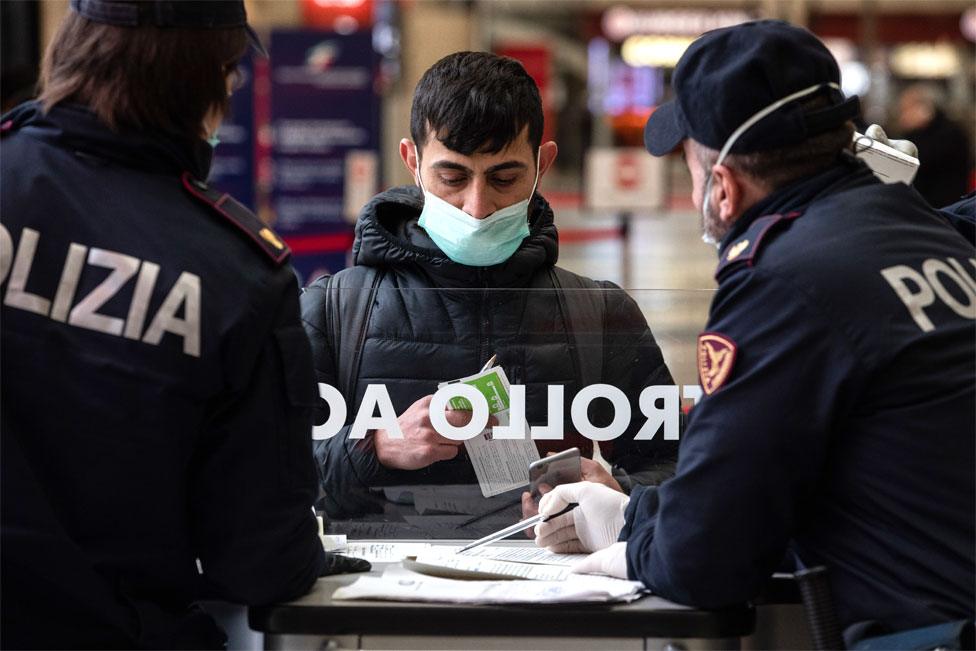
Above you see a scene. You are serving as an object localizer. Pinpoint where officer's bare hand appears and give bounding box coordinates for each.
[520,484,552,538]
[373,395,496,470]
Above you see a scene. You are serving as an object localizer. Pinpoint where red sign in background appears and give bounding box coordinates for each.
[494,45,556,146]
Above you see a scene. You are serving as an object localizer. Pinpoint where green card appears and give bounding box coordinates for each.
[447,369,511,414]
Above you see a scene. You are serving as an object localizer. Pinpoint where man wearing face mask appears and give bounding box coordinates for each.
[534,21,974,642]
[301,52,676,527]
[1,2,368,648]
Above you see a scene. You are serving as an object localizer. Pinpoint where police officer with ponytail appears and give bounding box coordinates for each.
[1,2,365,647]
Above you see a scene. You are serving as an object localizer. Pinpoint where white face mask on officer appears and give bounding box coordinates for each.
[416,150,540,267]
[700,82,841,248]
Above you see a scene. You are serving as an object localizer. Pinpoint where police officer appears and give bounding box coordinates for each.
[1,2,365,648]
[534,20,975,641]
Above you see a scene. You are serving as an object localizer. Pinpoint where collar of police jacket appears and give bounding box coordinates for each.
[2,101,212,181]
[719,154,875,256]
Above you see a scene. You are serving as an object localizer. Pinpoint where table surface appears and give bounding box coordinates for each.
[248,541,756,640]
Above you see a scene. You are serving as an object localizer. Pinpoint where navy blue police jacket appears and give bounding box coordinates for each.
[0,102,325,649]
[620,156,975,633]
[939,190,975,245]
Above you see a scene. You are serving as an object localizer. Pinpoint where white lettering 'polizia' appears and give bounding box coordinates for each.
[0,225,202,357]
[881,257,976,332]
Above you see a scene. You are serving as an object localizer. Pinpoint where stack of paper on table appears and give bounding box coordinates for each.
[332,565,647,605]
[320,534,347,552]
[404,551,573,581]
[457,545,582,566]
[341,542,583,566]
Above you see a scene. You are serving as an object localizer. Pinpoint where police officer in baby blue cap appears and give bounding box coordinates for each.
[534,20,975,646]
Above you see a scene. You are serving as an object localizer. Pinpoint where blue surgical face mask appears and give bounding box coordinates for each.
[207,133,221,149]
[416,150,540,267]
[701,82,840,248]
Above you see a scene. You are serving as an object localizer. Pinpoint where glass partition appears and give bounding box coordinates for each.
[306,285,714,540]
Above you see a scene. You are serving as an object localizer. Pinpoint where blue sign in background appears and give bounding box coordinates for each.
[269,29,380,283]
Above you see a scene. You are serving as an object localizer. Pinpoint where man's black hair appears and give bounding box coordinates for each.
[410,51,543,157]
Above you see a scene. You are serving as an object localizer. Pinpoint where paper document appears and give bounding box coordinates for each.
[420,486,516,515]
[332,566,646,604]
[320,534,347,552]
[338,542,582,567]
[343,542,433,563]
[454,545,583,566]
[402,514,512,530]
[329,521,431,539]
[854,132,919,184]
[439,365,539,497]
[405,550,571,581]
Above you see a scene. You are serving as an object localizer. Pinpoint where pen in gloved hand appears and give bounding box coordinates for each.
[456,502,579,554]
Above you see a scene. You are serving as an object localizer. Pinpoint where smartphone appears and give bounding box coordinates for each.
[853,132,919,185]
[528,447,581,502]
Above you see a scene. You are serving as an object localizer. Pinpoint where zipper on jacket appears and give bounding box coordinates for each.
[478,268,490,368]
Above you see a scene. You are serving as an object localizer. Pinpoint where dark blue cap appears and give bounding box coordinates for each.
[644,20,860,157]
[69,0,267,57]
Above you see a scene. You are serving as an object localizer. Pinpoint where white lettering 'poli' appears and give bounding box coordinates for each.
[530,384,564,440]
[49,243,88,322]
[68,248,140,336]
[492,384,527,439]
[4,227,50,315]
[881,258,976,332]
[430,383,490,441]
[313,383,347,440]
[0,224,13,285]
[349,384,401,439]
[922,259,976,320]
[946,257,976,295]
[141,271,201,357]
[881,265,936,332]
[636,385,680,440]
[124,261,160,340]
[570,384,631,442]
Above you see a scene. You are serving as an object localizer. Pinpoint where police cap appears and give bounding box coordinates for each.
[69,0,268,57]
[644,20,860,157]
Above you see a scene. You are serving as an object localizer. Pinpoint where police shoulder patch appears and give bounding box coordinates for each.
[181,172,290,265]
[697,332,737,395]
[715,210,803,279]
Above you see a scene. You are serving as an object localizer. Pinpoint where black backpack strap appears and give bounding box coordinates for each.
[547,266,605,389]
[324,266,384,405]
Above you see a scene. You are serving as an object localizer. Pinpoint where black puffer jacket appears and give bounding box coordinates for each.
[301,186,675,519]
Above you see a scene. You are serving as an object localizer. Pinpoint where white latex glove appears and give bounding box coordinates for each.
[572,541,629,579]
[533,481,629,553]
[864,123,918,158]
